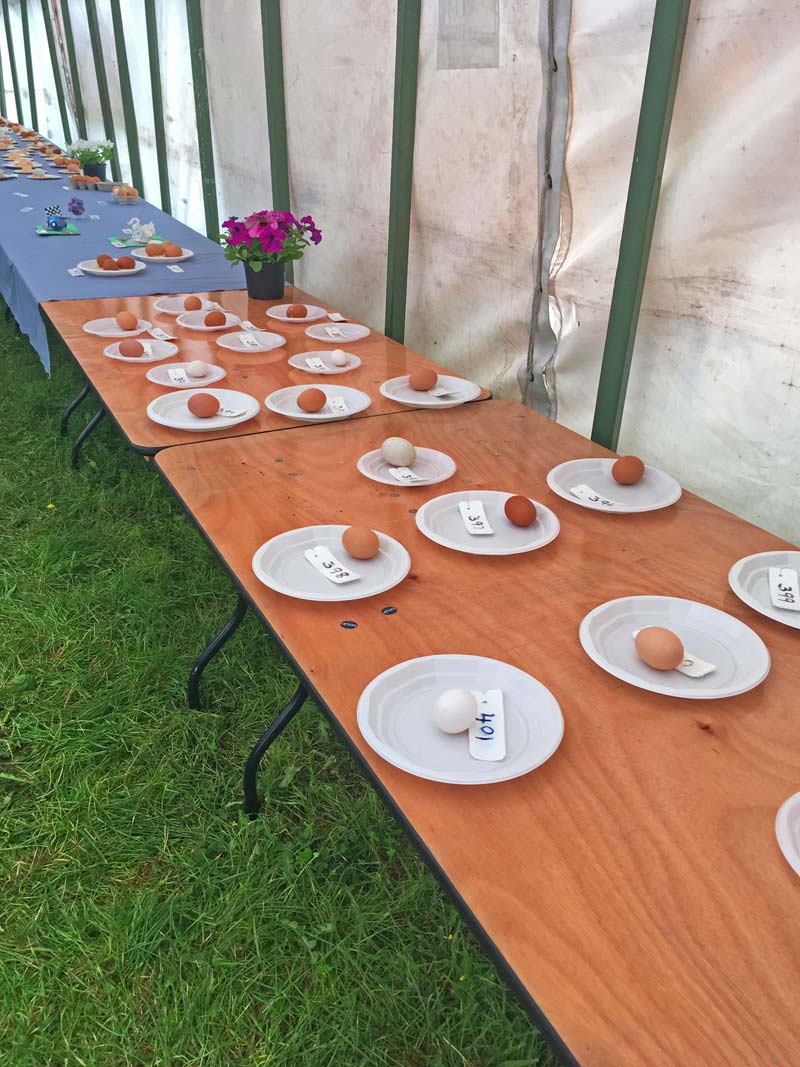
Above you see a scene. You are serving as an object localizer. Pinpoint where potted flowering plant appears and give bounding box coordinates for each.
[67,138,114,180]
[220,210,322,300]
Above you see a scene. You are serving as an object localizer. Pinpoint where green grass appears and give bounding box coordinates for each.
[0,316,561,1067]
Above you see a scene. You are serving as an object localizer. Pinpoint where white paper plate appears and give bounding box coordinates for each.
[415,491,560,555]
[357,447,456,487]
[176,309,240,332]
[776,792,800,878]
[146,361,226,388]
[357,654,564,785]
[153,296,215,316]
[728,551,800,630]
[287,349,362,374]
[305,322,371,343]
[266,303,327,323]
[380,374,482,409]
[27,173,60,179]
[546,458,682,513]
[77,259,146,278]
[83,316,151,337]
[215,330,286,352]
[264,384,372,422]
[579,595,771,699]
[252,524,410,602]
[132,246,194,264]
[146,388,259,431]
[103,339,177,363]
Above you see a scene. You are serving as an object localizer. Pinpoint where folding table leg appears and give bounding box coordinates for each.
[243,682,309,818]
[70,406,106,470]
[187,594,248,710]
[60,383,92,436]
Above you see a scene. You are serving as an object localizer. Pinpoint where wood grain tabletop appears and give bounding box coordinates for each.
[156,400,800,1067]
[42,286,488,453]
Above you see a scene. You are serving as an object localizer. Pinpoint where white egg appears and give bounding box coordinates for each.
[433,688,478,734]
[330,348,350,367]
[186,360,208,378]
[381,436,416,468]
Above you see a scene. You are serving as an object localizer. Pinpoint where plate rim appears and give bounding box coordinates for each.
[263,383,372,421]
[775,791,800,878]
[578,594,772,699]
[379,374,482,409]
[82,316,151,337]
[728,551,800,631]
[304,322,371,342]
[103,339,177,363]
[77,258,146,277]
[215,329,286,351]
[415,490,560,555]
[146,386,259,429]
[175,310,241,331]
[287,350,362,374]
[356,447,457,487]
[251,524,411,602]
[356,653,564,784]
[546,458,682,514]
[267,303,327,323]
[131,247,194,264]
[145,361,227,388]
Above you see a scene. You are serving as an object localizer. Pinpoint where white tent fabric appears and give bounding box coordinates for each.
[2,0,797,540]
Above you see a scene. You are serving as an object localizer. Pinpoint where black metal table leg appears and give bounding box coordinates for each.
[60,383,91,436]
[187,594,248,710]
[243,682,309,818]
[71,406,106,469]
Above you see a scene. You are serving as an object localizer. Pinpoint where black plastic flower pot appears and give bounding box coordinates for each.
[82,162,107,180]
[245,261,285,301]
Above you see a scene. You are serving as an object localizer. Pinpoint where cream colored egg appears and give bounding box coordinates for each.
[186,360,208,378]
[433,688,478,734]
[330,348,349,367]
[381,436,416,468]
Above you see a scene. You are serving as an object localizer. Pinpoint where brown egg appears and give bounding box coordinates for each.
[118,339,144,358]
[297,387,327,413]
[204,310,226,327]
[96,253,112,267]
[115,310,138,331]
[286,303,307,318]
[408,368,438,391]
[117,255,135,270]
[611,455,645,485]
[184,295,202,311]
[146,241,164,257]
[102,259,120,271]
[504,495,537,527]
[341,526,380,560]
[634,627,685,671]
[187,393,220,418]
[162,243,182,257]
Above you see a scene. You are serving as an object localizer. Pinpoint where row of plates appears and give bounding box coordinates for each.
[84,311,372,345]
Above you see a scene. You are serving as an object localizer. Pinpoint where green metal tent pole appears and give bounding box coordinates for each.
[143,0,170,212]
[0,18,6,115]
[84,0,120,180]
[591,0,691,451]
[61,0,86,139]
[20,0,36,128]
[260,0,291,280]
[1,0,23,122]
[109,0,142,192]
[185,0,218,238]
[40,0,71,143]
[384,0,421,344]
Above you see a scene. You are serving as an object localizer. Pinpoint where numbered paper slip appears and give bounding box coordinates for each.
[305,546,360,584]
[769,566,800,611]
[459,500,493,535]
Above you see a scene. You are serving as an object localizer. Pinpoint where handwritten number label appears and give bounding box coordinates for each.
[389,466,421,483]
[324,325,343,338]
[167,264,183,273]
[148,327,175,340]
[570,483,621,508]
[305,356,327,371]
[304,545,360,584]
[218,406,247,418]
[68,266,83,276]
[468,690,506,761]
[769,566,800,611]
[458,499,494,536]
[240,333,261,349]
[167,368,190,384]
[429,385,453,398]
[632,630,716,678]
[327,396,349,415]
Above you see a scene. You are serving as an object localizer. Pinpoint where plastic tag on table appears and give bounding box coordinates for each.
[570,483,621,508]
[67,266,83,276]
[458,499,494,535]
[241,320,259,331]
[148,327,175,341]
[304,545,360,584]
[89,214,100,220]
[167,264,183,273]
[328,312,345,322]
[468,689,506,761]
[769,566,800,611]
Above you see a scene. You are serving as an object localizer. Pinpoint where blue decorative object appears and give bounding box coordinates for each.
[68,197,85,217]
[45,205,69,232]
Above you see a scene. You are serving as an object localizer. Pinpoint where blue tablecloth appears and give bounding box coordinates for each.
[0,148,244,373]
